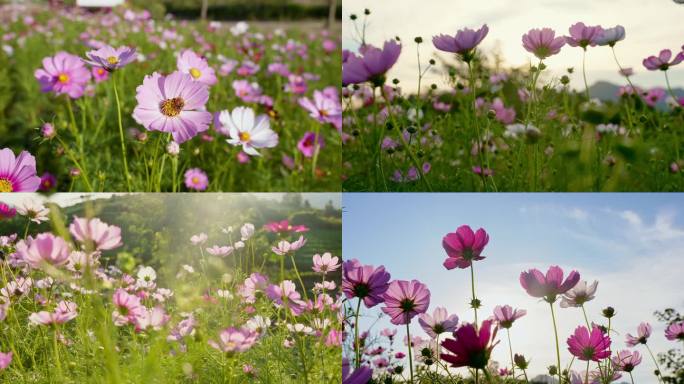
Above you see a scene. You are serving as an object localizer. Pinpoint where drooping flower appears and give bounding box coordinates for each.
[16,199,49,224]
[132,71,212,143]
[519,265,580,303]
[298,90,342,131]
[342,40,402,86]
[176,49,217,86]
[522,28,566,59]
[69,217,122,251]
[418,307,459,338]
[297,132,325,158]
[564,22,604,49]
[643,49,684,71]
[492,305,526,328]
[665,322,684,341]
[16,233,71,268]
[266,280,306,316]
[441,320,499,369]
[0,148,41,192]
[626,322,652,346]
[381,279,430,325]
[342,259,391,308]
[312,253,340,274]
[84,45,136,71]
[0,351,12,370]
[208,327,258,353]
[433,24,489,61]
[184,168,209,191]
[220,107,278,156]
[442,225,489,269]
[567,325,611,361]
[596,25,625,47]
[560,280,598,308]
[611,350,642,372]
[35,52,91,98]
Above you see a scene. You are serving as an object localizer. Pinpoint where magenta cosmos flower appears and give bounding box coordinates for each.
[418,306,459,338]
[522,28,566,59]
[112,288,144,326]
[0,203,16,219]
[611,350,641,372]
[442,225,489,269]
[441,319,499,369]
[84,45,136,71]
[567,325,611,361]
[342,40,402,86]
[69,216,123,251]
[209,327,258,353]
[263,219,309,233]
[381,279,430,325]
[177,49,217,86]
[520,265,580,303]
[342,358,372,384]
[266,280,306,316]
[184,168,209,191]
[132,71,212,143]
[342,259,391,308]
[35,52,91,98]
[565,22,604,49]
[15,233,70,268]
[0,351,11,370]
[626,322,652,346]
[0,148,41,192]
[665,322,684,341]
[492,305,526,329]
[297,131,325,158]
[432,24,489,61]
[643,49,684,71]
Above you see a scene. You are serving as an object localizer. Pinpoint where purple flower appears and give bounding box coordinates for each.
[342,40,402,86]
[39,172,57,191]
[0,351,12,370]
[625,322,652,346]
[0,148,41,192]
[643,49,684,71]
[342,358,372,384]
[596,25,625,47]
[492,305,526,328]
[432,24,489,61]
[382,279,430,325]
[184,168,208,191]
[565,22,604,49]
[520,265,580,303]
[35,52,91,98]
[418,307,459,338]
[298,89,342,131]
[342,259,391,308]
[84,45,136,71]
[522,28,566,59]
[665,322,684,341]
[297,132,325,158]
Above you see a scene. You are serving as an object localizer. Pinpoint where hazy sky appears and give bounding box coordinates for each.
[343,193,684,382]
[343,0,684,92]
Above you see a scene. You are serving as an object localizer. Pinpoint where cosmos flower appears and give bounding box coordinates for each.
[29,301,78,326]
[298,90,342,131]
[35,52,91,98]
[611,350,642,372]
[567,325,611,361]
[0,148,41,192]
[0,351,11,370]
[15,199,49,224]
[519,265,580,303]
[560,280,598,308]
[240,223,255,240]
[39,172,57,191]
[665,322,684,341]
[492,305,526,329]
[219,107,278,156]
[132,71,212,143]
[84,45,136,71]
[271,235,307,255]
[297,132,325,158]
[266,280,306,316]
[442,225,489,269]
[69,217,122,251]
[342,40,402,86]
[342,259,391,308]
[239,273,269,303]
[441,320,499,369]
[176,49,217,85]
[433,25,489,61]
[626,322,652,346]
[381,279,431,325]
[208,327,258,353]
[92,66,109,82]
[184,168,209,191]
[263,220,309,233]
[564,22,604,49]
[16,233,71,268]
[643,49,684,71]
[206,245,233,257]
[418,307,459,338]
[134,307,170,332]
[0,203,16,220]
[312,253,340,274]
[112,288,145,326]
[596,25,626,47]
[522,28,566,59]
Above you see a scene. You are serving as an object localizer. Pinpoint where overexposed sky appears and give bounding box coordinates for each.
[343,0,684,92]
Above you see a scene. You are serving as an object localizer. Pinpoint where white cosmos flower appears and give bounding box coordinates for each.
[560,280,598,308]
[240,223,255,241]
[137,266,157,284]
[221,107,278,156]
[16,199,50,224]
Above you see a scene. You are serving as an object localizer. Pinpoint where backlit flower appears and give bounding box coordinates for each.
[16,233,70,268]
[208,327,258,353]
[441,320,499,369]
[611,350,641,372]
[271,235,307,255]
[342,40,401,86]
[112,288,144,326]
[442,225,489,269]
[16,199,49,224]
[492,305,526,329]
[560,280,598,308]
[266,280,306,316]
[342,259,391,308]
[596,25,625,47]
[312,252,340,274]
[626,322,652,346]
[69,217,122,251]
[565,22,604,49]
[381,279,430,325]
[263,220,309,233]
[665,322,684,341]
[643,49,684,71]
[522,28,566,59]
[418,306,459,338]
[520,265,580,303]
[567,325,611,361]
[433,24,489,61]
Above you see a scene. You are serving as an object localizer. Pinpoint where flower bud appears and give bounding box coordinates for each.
[514,354,529,370]
[602,306,615,318]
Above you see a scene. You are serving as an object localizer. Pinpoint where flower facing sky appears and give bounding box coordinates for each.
[522,28,566,60]
[418,306,459,338]
[492,305,526,329]
[560,280,598,308]
[567,325,611,361]
[35,52,91,98]
[625,322,652,346]
[342,259,391,308]
[519,265,580,303]
[381,279,431,325]
[441,225,489,269]
[342,40,402,86]
[220,107,279,156]
[665,322,684,341]
[564,22,604,49]
[611,350,642,372]
[433,24,489,61]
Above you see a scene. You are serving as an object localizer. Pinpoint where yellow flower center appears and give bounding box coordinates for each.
[97,68,105,75]
[107,56,119,65]
[0,178,13,192]
[192,177,200,184]
[189,68,202,79]
[239,131,251,142]
[58,73,69,83]
[159,97,185,117]
[320,108,329,117]
[226,341,236,350]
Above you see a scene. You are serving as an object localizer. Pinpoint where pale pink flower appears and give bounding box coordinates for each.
[69,217,122,251]
[312,252,340,274]
[418,306,459,338]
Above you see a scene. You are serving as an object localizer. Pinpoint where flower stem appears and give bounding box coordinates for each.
[406,320,414,384]
[53,329,63,379]
[581,304,591,328]
[470,263,478,326]
[468,61,488,191]
[507,328,515,377]
[629,372,635,384]
[549,302,562,384]
[582,48,591,101]
[311,124,321,179]
[113,74,132,192]
[585,360,590,384]
[664,70,679,105]
[645,343,664,384]
[354,298,362,368]
[289,253,308,301]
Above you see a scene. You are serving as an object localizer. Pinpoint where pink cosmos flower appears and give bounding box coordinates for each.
[522,28,566,59]
[381,279,431,325]
[0,351,11,370]
[112,288,145,326]
[665,322,684,341]
[263,220,309,233]
[626,322,652,346]
[39,172,57,191]
[611,350,642,372]
[84,45,136,71]
[184,168,209,191]
[491,98,516,124]
[565,22,604,49]
[643,49,684,71]
[519,265,580,302]
[312,252,340,274]
[266,280,306,316]
[298,90,342,131]
[342,40,402,86]
[492,305,526,329]
[297,132,325,158]
[92,67,109,82]
[16,233,70,268]
[190,233,208,245]
[239,273,269,303]
[342,259,391,308]
[208,327,258,353]
[0,203,16,219]
[418,307,459,338]
[567,325,611,361]
[206,245,233,257]
[134,306,170,332]
[35,52,91,98]
[220,106,279,156]
[441,320,499,369]
[69,217,122,251]
[271,235,307,255]
[231,80,262,103]
[432,25,489,60]
[0,148,41,192]
[596,25,625,47]
[132,71,212,143]
[442,225,489,269]
[176,49,217,86]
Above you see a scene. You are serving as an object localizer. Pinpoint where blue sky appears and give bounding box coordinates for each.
[343,193,684,382]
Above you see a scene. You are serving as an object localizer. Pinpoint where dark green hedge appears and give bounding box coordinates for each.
[166,3,342,21]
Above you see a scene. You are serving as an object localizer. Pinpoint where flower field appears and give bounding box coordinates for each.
[342,8,684,192]
[0,4,341,192]
[0,194,342,383]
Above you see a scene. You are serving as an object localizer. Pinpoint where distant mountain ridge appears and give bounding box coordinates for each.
[588,80,684,102]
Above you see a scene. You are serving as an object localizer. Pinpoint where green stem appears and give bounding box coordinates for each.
[550,302,562,384]
[280,256,285,282]
[581,305,591,328]
[507,328,515,377]
[289,253,308,301]
[582,48,591,101]
[468,61,488,191]
[311,124,321,180]
[113,75,132,192]
[585,360,590,384]
[629,372,635,384]
[406,320,414,384]
[55,135,93,191]
[53,329,63,378]
[23,221,30,238]
[664,70,679,106]
[645,344,664,384]
[354,298,362,368]
[470,263,478,326]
